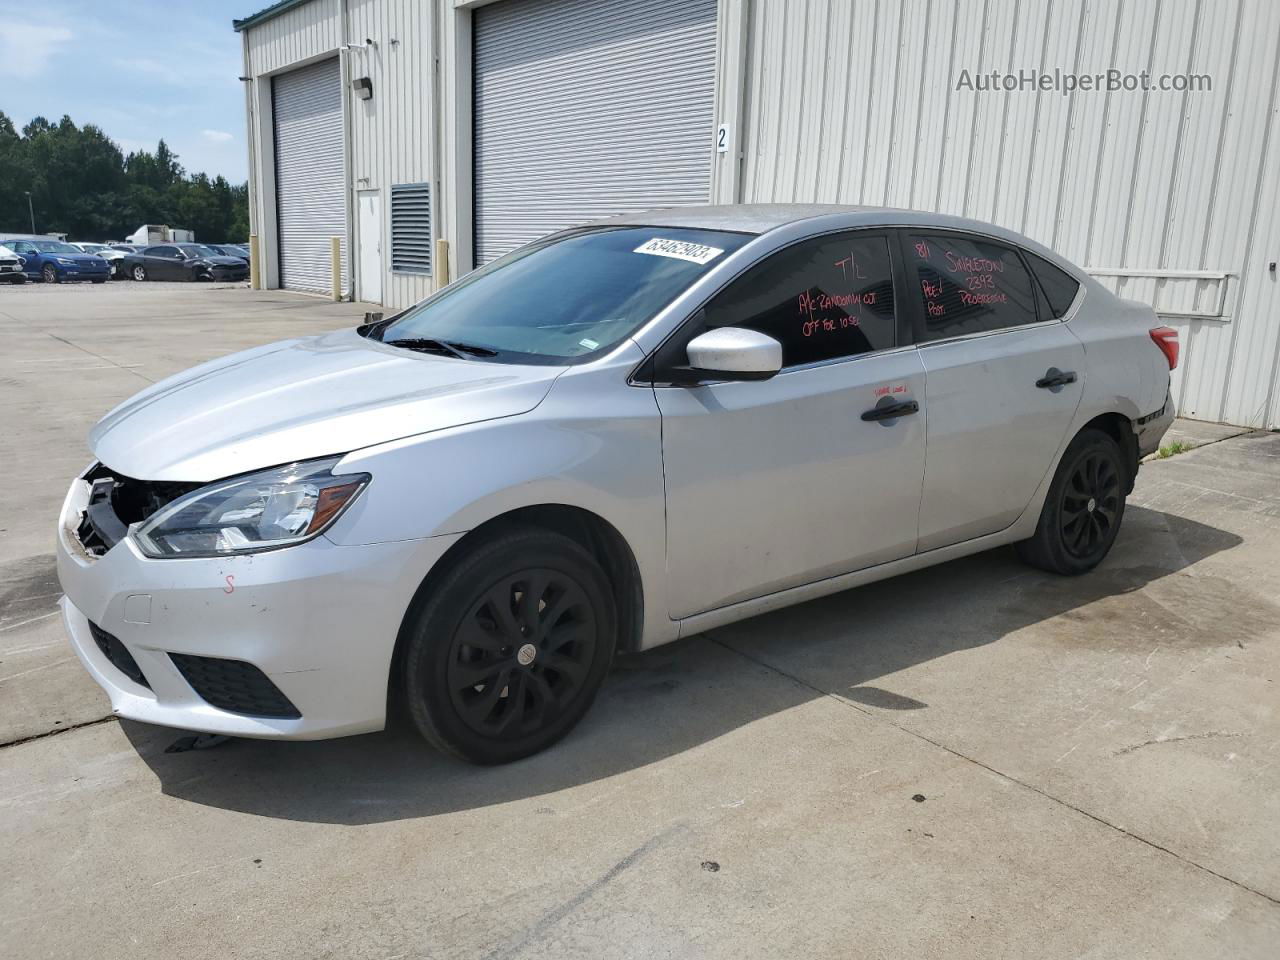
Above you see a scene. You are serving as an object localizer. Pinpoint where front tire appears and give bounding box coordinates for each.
[402,526,617,764]
[132,265,147,282]
[41,264,58,284]
[1016,428,1127,575]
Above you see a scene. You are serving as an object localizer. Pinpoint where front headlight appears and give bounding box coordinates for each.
[132,457,369,558]
[56,257,77,265]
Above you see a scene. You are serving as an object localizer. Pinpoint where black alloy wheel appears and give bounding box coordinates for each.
[402,526,616,764]
[447,569,596,739]
[1016,427,1128,575]
[41,264,58,283]
[1060,449,1121,558]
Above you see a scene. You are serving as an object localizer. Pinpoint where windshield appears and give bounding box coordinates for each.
[370,226,750,363]
[33,241,81,254]
[179,244,220,258]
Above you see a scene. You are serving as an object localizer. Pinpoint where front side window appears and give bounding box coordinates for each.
[703,233,897,367]
[907,234,1039,341]
[371,226,751,363]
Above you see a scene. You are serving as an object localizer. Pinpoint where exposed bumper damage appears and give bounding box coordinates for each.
[55,465,463,740]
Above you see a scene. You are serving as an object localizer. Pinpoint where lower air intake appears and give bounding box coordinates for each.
[169,653,301,719]
[88,621,150,689]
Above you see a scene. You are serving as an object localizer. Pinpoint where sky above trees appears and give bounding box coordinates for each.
[0,2,246,183]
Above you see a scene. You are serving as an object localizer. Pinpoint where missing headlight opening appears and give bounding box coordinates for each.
[74,463,200,557]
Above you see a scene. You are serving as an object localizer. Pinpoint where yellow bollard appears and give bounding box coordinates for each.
[435,238,450,290]
[331,236,342,301]
[249,234,261,290]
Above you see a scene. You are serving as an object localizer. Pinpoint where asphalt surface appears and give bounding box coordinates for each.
[1,282,1277,959]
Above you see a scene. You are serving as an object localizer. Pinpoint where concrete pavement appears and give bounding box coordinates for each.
[1,283,1277,958]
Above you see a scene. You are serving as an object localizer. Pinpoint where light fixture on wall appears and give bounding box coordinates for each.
[352,77,373,100]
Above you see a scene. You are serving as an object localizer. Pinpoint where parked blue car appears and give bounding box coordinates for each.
[6,238,110,283]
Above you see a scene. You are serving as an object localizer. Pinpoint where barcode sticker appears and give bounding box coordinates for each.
[634,237,724,265]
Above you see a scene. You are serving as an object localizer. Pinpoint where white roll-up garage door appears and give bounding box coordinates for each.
[473,0,718,265]
[272,58,346,293]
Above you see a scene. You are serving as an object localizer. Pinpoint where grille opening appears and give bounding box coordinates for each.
[170,654,301,719]
[88,622,151,689]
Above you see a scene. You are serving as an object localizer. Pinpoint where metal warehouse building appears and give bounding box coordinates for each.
[235,0,1280,429]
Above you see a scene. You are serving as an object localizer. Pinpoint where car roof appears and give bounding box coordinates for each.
[599,203,1079,272]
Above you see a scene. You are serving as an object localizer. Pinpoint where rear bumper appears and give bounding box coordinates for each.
[55,473,463,739]
[1136,391,1176,459]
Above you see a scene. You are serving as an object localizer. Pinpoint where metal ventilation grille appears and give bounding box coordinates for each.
[390,183,432,274]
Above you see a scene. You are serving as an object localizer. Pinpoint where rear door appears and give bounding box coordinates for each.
[901,231,1084,551]
[655,230,926,619]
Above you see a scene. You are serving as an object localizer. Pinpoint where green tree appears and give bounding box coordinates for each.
[0,115,247,241]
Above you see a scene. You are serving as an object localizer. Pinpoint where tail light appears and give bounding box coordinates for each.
[1149,326,1179,370]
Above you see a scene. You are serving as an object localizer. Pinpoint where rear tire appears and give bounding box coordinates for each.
[1016,428,1127,575]
[402,526,617,764]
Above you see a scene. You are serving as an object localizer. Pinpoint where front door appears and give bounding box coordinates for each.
[655,231,926,619]
[147,246,180,280]
[902,230,1085,551]
[357,190,383,304]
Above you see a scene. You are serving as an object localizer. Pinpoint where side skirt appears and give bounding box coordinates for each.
[673,525,1028,640]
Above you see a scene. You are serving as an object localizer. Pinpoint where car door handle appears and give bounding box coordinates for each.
[861,399,920,422]
[1036,369,1077,389]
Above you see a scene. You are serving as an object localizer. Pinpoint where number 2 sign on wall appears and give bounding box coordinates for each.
[716,124,730,154]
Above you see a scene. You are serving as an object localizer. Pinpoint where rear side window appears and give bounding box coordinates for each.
[1025,252,1080,317]
[907,234,1039,342]
[148,246,175,258]
[704,233,897,367]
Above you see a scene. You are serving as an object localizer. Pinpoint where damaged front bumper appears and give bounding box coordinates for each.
[55,466,462,740]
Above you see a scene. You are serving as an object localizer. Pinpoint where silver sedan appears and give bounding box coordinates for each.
[56,205,1176,763]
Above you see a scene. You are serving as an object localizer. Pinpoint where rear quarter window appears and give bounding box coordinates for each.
[1025,252,1081,318]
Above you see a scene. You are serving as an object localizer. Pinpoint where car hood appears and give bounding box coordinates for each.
[199,256,246,267]
[51,254,105,265]
[89,328,567,481]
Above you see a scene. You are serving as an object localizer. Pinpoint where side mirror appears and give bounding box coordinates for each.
[681,327,782,383]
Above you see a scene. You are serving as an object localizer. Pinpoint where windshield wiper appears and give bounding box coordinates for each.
[381,337,499,359]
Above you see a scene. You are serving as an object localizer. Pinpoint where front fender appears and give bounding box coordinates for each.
[327,350,676,647]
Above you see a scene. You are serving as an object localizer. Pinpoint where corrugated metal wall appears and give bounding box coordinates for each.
[243,0,436,308]
[244,0,342,76]
[345,0,436,307]
[737,0,1280,428]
